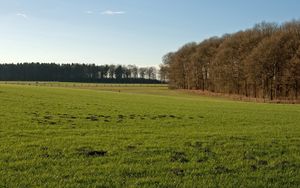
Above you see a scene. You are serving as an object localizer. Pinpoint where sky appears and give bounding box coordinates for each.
[0,0,300,67]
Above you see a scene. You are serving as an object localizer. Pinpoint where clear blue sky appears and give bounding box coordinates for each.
[0,0,300,66]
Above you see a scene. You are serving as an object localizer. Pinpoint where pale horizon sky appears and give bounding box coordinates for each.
[1,0,300,66]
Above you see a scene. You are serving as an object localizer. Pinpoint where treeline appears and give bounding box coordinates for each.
[0,63,162,83]
[162,20,300,100]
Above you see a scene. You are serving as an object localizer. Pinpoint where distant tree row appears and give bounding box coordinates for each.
[162,20,300,100]
[0,63,162,83]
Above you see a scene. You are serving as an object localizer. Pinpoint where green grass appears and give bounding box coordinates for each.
[0,83,299,187]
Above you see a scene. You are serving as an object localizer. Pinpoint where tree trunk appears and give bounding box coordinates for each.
[254,83,257,98]
[245,81,248,97]
[270,79,273,101]
[285,84,289,98]
[296,80,298,99]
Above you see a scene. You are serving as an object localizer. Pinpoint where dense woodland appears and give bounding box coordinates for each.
[0,63,161,83]
[162,20,300,100]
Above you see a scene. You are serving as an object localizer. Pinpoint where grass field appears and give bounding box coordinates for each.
[0,83,299,187]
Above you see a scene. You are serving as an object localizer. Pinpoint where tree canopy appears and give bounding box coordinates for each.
[162,20,300,100]
[0,63,161,84]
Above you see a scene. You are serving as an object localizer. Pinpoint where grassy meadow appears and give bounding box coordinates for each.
[0,82,299,187]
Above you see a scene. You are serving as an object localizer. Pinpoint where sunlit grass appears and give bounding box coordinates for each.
[0,83,299,187]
